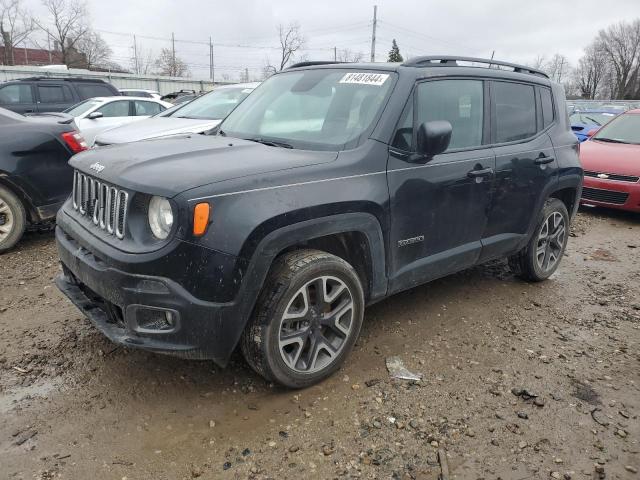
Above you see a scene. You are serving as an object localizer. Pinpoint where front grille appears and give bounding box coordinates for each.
[584,170,639,183]
[72,170,129,239]
[582,186,629,205]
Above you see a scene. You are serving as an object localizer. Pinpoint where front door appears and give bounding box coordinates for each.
[387,78,495,294]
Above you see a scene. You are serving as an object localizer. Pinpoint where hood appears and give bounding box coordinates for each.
[94,117,222,145]
[580,139,640,176]
[70,135,338,197]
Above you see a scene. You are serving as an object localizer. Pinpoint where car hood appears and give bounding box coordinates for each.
[70,135,338,197]
[94,117,222,145]
[580,140,640,176]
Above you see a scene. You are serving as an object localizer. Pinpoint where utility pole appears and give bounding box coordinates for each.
[47,34,52,64]
[245,67,249,83]
[209,37,214,82]
[370,5,377,62]
[133,35,139,74]
[557,57,565,83]
[171,32,176,75]
[334,46,337,62]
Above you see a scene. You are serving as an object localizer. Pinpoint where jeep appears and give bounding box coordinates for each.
[55,57,582,388]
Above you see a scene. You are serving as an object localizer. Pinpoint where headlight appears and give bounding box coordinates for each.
[148,196,173,239]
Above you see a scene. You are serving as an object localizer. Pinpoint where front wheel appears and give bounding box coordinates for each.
[241,249,365,388]
[509,198,569,282]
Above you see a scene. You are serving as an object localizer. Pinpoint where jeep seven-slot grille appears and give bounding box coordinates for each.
[72,170,128,239]
[584,170,639,183]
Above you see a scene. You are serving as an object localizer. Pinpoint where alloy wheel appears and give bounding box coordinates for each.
[535,211,566,272]
[278,275,354,373]
[0,196,14,244]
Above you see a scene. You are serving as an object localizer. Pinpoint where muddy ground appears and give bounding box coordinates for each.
[0,208,638,480]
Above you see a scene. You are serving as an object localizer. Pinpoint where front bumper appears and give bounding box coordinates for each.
[55,226,246,364]
[580,177,640,213]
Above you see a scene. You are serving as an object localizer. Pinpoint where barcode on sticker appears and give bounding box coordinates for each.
[339,72,389,86]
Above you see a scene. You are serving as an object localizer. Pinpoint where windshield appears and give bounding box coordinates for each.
[593,114,640,145]
[570,112,618,127]
[168,87,253,120]
[64,99,102,116]
[220,69,395,151]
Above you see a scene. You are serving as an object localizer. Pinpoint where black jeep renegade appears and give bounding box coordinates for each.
[55,57,582,388]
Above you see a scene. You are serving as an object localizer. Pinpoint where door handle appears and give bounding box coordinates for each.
[467,167,494,178]
[535,155,555,165]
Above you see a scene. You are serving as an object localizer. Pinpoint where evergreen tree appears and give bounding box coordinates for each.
[387,39,404,62]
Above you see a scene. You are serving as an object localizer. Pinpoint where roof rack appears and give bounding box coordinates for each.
[18,76,107,82]
[402,56,549,79]
[287,61,345,69]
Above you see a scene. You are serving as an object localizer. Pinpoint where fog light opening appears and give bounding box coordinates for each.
[134,307,178,332]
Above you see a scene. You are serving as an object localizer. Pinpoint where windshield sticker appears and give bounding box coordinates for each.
[339,72,389,86]
[242,89,253,93]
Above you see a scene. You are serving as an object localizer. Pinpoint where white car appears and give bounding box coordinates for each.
[64,96,173,145]
[94,82,260,146]
[119,88,162,100]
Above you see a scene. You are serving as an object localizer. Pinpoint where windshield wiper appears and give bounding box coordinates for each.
[245,137,293,149]
[583,116,602,126]
[595,137,627,144]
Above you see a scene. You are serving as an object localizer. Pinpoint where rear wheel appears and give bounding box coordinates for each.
[0,186,26,254]
[509,198,569,282]
[241,249,365,388]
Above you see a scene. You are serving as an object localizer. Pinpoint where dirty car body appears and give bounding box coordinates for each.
[55,58,582,386]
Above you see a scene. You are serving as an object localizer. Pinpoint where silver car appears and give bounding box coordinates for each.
[93,82,260,146]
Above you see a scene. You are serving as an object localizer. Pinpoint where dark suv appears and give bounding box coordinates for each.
[0,77,120,114]
[55,57,582,388]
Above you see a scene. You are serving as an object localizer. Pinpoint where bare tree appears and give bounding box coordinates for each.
[597,19,640,99]
[0,0,35,65]
[530,54,546,70]
[544,53,571,83]
[574,43,609,99]
[131,46,155,75]
[336,48,363,63]
[277,22,304,70]
[154,47,189,77]
[75,29,110,69]
[35,0,90,67]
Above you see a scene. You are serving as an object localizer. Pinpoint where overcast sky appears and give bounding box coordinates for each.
[26,0,640,81]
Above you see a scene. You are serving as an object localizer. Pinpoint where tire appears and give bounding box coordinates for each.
[509,198,569,282]
[0,185,27,254]
[241,249,365,389]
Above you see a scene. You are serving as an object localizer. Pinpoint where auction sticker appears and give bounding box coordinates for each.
[339,72,389,86]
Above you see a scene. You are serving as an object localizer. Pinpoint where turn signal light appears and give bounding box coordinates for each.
[193,202,210,237]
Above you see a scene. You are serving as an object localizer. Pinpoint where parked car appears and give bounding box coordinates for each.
[0,107,88,252]
[580,109,640,212]
[170,93,199,105]
[0,77,120,114]
[62,96,173,145]
[570,109,620,142]
[93,82,259,146]
[160,89,196,103]
[55,57,581,388]
[119,89,162,100]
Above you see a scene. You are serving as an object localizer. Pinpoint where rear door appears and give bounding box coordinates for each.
[387,78,496,294]
[479,81,558,261]
[35,83,74,112]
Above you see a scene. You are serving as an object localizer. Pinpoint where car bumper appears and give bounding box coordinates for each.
[580,177,640,212]
[55,225,246,365]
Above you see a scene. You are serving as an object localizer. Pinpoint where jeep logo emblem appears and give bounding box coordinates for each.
[89,162,105,173]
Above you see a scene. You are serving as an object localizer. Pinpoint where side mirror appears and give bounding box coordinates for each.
[87,111,103,120]
[416,121,452,158]
[586,128,598,138]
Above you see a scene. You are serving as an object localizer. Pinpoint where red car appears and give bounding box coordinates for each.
[580,109,640,212]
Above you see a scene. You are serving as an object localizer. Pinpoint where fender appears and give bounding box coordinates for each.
[238,212,388,308]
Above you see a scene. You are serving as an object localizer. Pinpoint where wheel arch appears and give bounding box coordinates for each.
[0,175,37,224]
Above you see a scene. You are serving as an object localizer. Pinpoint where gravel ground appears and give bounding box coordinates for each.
[0,208,638,480]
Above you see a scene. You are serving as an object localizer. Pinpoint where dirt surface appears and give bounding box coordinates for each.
[1,208,639,480]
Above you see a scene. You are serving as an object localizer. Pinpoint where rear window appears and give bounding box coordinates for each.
[493,82,537,143]
[76,83,116,99]
[540,88,554,128]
